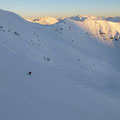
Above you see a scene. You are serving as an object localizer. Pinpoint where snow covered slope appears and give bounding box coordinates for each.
[26,16,59,25]
[68,15,120,43]
[0,9,120,120]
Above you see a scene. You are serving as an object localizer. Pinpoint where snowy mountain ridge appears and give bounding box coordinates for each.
[106,16,120,23]
[0,9,120,120]
[26,16,59,25]
[68,18,120,44]
[27,15,120,43]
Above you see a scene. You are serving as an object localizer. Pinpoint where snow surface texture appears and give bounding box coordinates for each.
[0,9,120,120]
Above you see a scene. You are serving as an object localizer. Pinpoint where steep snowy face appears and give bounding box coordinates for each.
[67,16,120,44]
[0,9,120,120]
[26,16,59,25]
[53,18,120,66]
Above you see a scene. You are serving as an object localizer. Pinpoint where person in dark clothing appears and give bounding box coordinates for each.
[28,72,32,75]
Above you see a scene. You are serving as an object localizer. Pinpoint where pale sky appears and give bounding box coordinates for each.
[0,0,120,18]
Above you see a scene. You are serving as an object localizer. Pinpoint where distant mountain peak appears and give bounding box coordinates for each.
[26,16,59,25]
